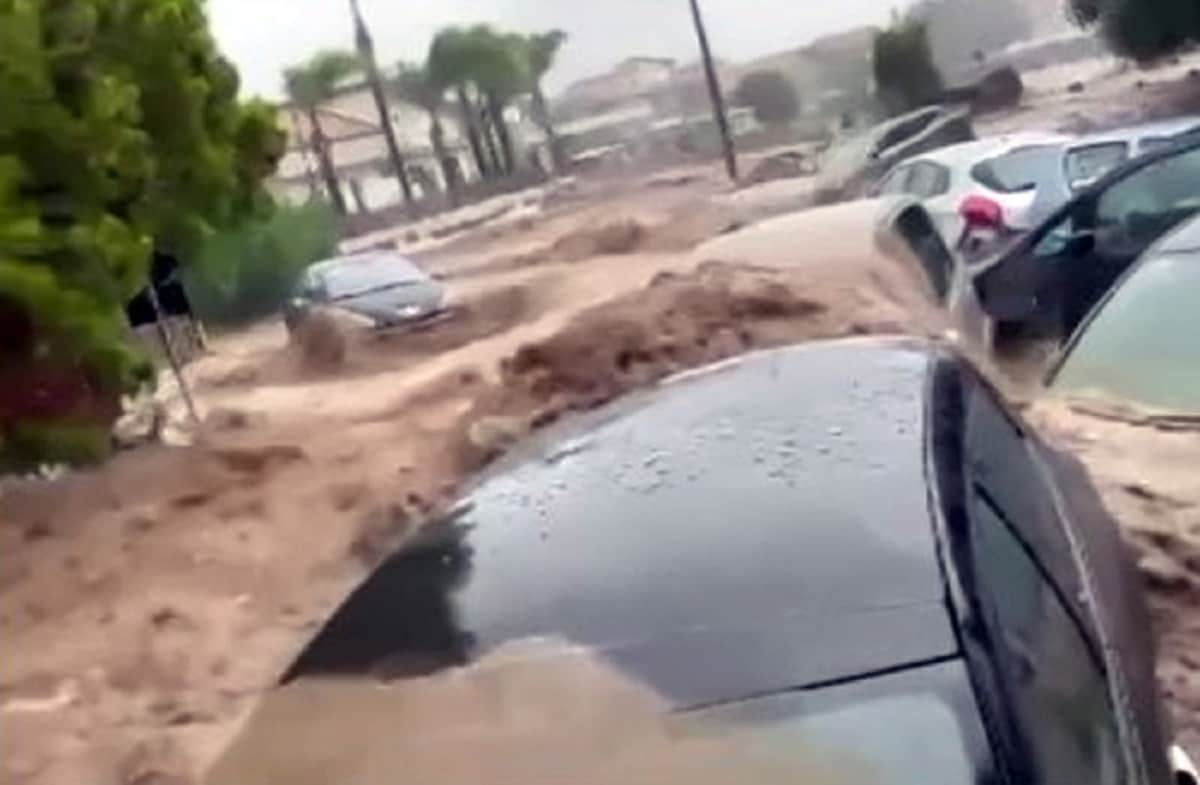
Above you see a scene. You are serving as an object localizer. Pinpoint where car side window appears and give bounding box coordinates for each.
[1031,210,1077,258]
[1065,142,1129,191]
[876,165,912,196]
[970,502,1125,785]
[972,145,1061,194]
[1093,147,1200,257]
[907,162,950,198]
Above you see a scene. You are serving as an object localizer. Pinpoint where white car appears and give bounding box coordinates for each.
[870,132,1072,254]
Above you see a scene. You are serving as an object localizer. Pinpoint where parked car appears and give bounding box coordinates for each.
[1048,213,1200,415]
[868,132,1071,251]
[956,118,1200,263]
[818,106,976,201]
[970,136,1200,348]
[284,251,445,330]
[1062,117,1200,191]
[210,338,1185,785]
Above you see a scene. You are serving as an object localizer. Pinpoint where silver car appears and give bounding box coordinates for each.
[1024,116,1200,228]
[286,252,445,329]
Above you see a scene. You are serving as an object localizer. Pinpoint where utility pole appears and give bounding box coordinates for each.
[350,0,414,207]
[688,0,738,183]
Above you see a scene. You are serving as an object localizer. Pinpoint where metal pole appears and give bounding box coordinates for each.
[688,0,738,182]
[145,282,200,426]
[350,0,415,208]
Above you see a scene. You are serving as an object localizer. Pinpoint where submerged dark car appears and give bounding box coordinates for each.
[972,137,1200,348]
[211,339,1181,784]
[283,251,445,330]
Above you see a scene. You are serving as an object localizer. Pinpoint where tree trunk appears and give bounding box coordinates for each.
[479,101,504,178]
[307,108,348,214]
[364,69,413,207]
[348,180,368,213]
[531,83,564,172]
[430,112,460,208]
[289,108,322,199]
[456,86,490,180]
[486,92,515,176]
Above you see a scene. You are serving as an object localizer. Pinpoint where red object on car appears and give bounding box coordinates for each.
[960,195,1005,229]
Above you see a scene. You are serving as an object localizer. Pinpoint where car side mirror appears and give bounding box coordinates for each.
[1063,230,1095,257]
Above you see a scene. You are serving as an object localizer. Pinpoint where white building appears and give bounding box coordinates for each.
[273,78,548,214]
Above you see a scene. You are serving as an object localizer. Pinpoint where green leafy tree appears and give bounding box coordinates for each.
[185,201,340,325]
[1069,0,1200,61]
[284,50,362,215]
[733,70,801,126]
[873,16,945,116]
[393,61,459,205]
[0,0,283,469]
[521,30,568,171]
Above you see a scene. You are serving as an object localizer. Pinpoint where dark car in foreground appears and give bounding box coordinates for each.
[971,137,1200,348]
[211,339,1181,784]
[1049,213,1200,417]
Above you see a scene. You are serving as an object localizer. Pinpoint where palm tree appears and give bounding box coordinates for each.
[283,50,362,214]
[393,61,460,206]
[522,30,568,172]
[465,27,528,176]
[429,27,493,180]
[348,0,414,207]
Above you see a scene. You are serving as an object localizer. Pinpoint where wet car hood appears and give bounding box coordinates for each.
[284,340,957,708]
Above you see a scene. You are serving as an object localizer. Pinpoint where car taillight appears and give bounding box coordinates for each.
[959,195,1005,229]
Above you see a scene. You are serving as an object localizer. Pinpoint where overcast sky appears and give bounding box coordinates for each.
[209,0,907,100]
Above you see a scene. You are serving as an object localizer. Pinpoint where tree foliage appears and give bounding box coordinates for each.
[733,70,801,126]
[185,201,339,326]
[284,50,362,108]
[429,25,536,176]
[0,0,284,467]
[873,17,945,116]
[524,30,568,84]
[1068,0,1200,61]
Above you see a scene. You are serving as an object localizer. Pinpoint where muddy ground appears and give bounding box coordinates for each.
[4,65,1200,783]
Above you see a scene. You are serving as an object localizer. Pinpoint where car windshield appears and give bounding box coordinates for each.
[209,644,987,784]
[320,256,425,298]
[1052,252,1200,415]
[1065,142,1129,190]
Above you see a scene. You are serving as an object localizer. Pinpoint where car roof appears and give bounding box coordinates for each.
[1070,115,1200,148]
[910,132,1070,170]
[283,339,957,709]
[307,251,423,277]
